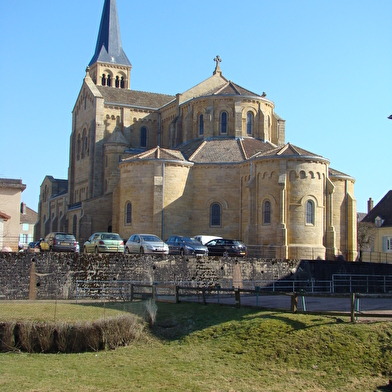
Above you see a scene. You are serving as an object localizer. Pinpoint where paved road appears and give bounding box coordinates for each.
[173,291,392,320]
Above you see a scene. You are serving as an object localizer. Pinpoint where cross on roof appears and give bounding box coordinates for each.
[213,55,222,74]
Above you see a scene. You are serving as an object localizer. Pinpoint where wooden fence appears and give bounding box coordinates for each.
[75,280,392,323]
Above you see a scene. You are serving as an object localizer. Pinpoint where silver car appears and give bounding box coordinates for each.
[83,232,124,254]
[125,234,169,255]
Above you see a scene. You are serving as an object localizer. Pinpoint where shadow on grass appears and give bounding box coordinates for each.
[74,300,348,342]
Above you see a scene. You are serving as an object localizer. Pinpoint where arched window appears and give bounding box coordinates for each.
[140,127,148,147]
[125,202,132,225]
[107,74,111,87]
[101,74,106,86]
[115,76,120,88]
[210,203,221,227]
[306,200,315,225]
[263,200,271,224]
[82,129,87,158]
[246,111,253,135]
[220,112,227,134]
[120,77,125,89]
[77,134,81,160]
[199,114,204,136]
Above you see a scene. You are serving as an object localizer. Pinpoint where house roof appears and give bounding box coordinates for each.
[362,190,392,227]
[0,211,11,221]
[20,206,38,225]
[89,0,131,67]
[96,86,175,109]
[0,178,26,191]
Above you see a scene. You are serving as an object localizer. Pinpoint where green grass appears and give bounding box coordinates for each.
[0,301,391,391]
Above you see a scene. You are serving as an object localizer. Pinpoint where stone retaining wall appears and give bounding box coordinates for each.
[0,252,298,300]
[1,253,391,300]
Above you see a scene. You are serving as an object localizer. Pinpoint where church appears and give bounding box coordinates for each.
[36,0,357,261]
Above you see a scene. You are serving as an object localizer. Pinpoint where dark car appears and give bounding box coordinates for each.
[166,236,208,256]
[41,232,79,252]
[205,238,247,257]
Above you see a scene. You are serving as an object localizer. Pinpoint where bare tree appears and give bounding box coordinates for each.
[357,222,377,260]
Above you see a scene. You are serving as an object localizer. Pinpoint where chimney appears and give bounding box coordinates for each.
[367,198,373,213]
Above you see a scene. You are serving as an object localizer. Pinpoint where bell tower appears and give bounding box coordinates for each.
[87,0,132,89]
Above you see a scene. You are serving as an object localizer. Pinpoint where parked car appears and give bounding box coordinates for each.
[125,234,169,255]
[27,241,40,252]
[193,235,222,245]
[40,232,79,252]
[166,235,208,256]
[205,238,247,257]
[83,232,124,254]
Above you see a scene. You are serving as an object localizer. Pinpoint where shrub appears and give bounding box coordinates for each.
[0,314,144,353]
[0,321,16,352]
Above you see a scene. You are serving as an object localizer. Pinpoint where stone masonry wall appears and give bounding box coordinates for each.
[2,253,391,301]
[0,252,298,300]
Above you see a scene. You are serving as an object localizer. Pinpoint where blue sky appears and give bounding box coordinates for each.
[1,0,391,213]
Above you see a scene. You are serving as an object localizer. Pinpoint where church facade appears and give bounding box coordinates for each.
[37,0,357,260]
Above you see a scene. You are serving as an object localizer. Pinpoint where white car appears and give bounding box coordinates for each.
[193,235,222,245]
[125,234,169,255]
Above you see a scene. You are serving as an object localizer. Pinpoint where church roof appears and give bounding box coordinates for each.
[328,167,354,180]
[177,139,327,164]
[122,146,187,162]
[255,143,325,159]
[105,129,128,145]
[212,81,263,98]
[89,0,131,67]
[188,138,245,163]
[96,86,175,109]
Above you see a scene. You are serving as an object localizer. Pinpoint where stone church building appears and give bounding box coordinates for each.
[36,0,357,260]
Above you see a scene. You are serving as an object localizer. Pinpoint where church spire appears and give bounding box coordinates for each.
[89,0,131,67]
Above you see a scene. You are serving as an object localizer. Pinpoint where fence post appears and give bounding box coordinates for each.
[235,289,241,308]
[175,286,179,303]
[202,288,206,305]
[350,293,356,323]
[291,293,298,313]
[130,284,134,302]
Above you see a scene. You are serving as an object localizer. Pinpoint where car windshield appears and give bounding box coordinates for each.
[141,235,161,242]
[102,234,122,240]
[183,238,201,244]
[56,234,75,241]
[232,240,244,246]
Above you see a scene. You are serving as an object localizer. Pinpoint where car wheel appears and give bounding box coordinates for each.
[140,247,144,254]
[180,248,184,256]
[95,247,99,254]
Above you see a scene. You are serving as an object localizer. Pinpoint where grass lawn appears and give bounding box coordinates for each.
[0,300,391,391]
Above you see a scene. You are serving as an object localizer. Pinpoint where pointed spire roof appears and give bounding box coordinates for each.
[89,0,131,67]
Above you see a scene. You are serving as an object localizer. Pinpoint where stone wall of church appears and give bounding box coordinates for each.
[162,163,193,239]
[129,110,160,149]
[115,161,158,239]
[331,178,357,260]
[190,165,242,239]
